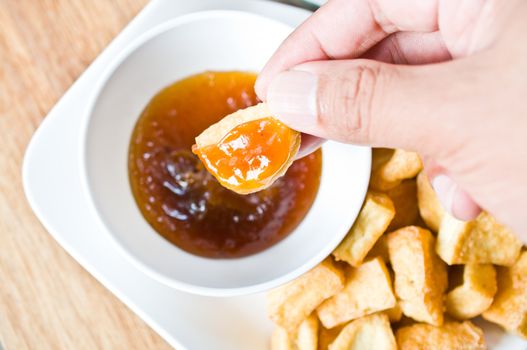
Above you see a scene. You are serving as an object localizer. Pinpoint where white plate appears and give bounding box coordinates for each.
[22,0,527,349]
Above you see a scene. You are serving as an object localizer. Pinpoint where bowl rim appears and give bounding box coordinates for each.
[79,9,371,297]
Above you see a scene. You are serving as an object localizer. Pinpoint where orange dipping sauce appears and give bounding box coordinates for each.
[128,71,322,258]
[192,117,296,193]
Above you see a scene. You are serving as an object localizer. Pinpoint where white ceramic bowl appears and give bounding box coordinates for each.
[81,10,371,296]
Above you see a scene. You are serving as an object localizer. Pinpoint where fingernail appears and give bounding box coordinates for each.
[432,174,481,221]
[266,70,318,129]
[296,135,325,159]
[451,187,482,221]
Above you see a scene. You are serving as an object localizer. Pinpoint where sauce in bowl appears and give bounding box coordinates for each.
[128,71,321,258]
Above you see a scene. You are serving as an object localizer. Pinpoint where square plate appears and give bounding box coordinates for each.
[22,0,527,349]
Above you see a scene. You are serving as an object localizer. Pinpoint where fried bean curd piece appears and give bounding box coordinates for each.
[271,313,319,350]
[395,321,486,350]
[483,251,527,338]
[329,313,396,350]
[317,257,396,328]
[387,226,447,326]
[193,103,300,194]
[268,258,345,332]
[370,148,422,191]
[436,212,522,266]
[445,264,497,319]
[333,192,395,267]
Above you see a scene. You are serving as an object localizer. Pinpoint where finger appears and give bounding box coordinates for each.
[297,134,325,159]
[423,158,482,221]
[363,31,451,64]
[293,31,450,159]
[256,0,440,99]
[266,57,480,155]
[431,174,482,221]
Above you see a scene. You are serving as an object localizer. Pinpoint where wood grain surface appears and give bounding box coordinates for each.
[0,1,172,348]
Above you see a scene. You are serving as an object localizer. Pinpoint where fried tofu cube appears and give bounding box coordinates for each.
[271,314,319,350]
[271,326,293,350]
[483,251,527,338]
[416,172,445,232]
[446,264,497,319]
[317,257,396,328]
[333,192,395,266]
[387,226,447,326]
[296,314,319,350]
[395,321,486,350]
[385,179,419,232]
[385,303,403,323]
[370,149,423,191]
[436,212,522,266]
[329,313,396,350]
[268,258,345,332]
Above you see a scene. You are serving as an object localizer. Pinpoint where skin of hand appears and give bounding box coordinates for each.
[255,0,527,240]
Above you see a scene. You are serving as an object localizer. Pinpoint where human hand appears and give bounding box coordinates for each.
[255,0,527,238]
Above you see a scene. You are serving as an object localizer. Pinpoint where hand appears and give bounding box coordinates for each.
[255,0,527,238]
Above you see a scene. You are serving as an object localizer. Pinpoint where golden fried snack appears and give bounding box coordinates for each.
[271,326,293,350]
[296,313,319,350]
[271,314,319,350]
[193,103,301,194]
[387,226,447,326]
[268,258,345,332]
[385,179,419,232]
[318,325,344,350]
[483,251,527,338]
[385,303,403,323]
[332,192,395,267]
[395,321,486,350]
[370,149,423,191]
[366,234,389,263]
[436,212,522,266]
[446,264,497,319]
[416,172,445,232]
[317,257,396,328]
[329,313,396,350]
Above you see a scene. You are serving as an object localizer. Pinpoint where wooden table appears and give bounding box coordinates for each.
[0,1,171,348]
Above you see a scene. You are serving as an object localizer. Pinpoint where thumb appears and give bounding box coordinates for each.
[265,58,476,155]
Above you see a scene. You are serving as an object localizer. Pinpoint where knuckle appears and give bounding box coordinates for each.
[318,63,384,143]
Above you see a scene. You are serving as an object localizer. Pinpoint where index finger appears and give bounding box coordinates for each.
[255,0,439,99]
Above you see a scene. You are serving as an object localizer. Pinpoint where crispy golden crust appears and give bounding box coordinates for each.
[416,172,445,232]
[296,313,319,350]
[483,251,527,338]
[446,264,497,319]
[194,102,301,194]
[333,192,395,267]
[271,326,294,350]
[271,314,319,350]
[370,149,422,191]
[436,212,522,266]
[395,321,486,350]
[387,226,447,326]
[329,313,396,350]
[317,257,396,328]
[267,258,345,333]
[385,179,419,232]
